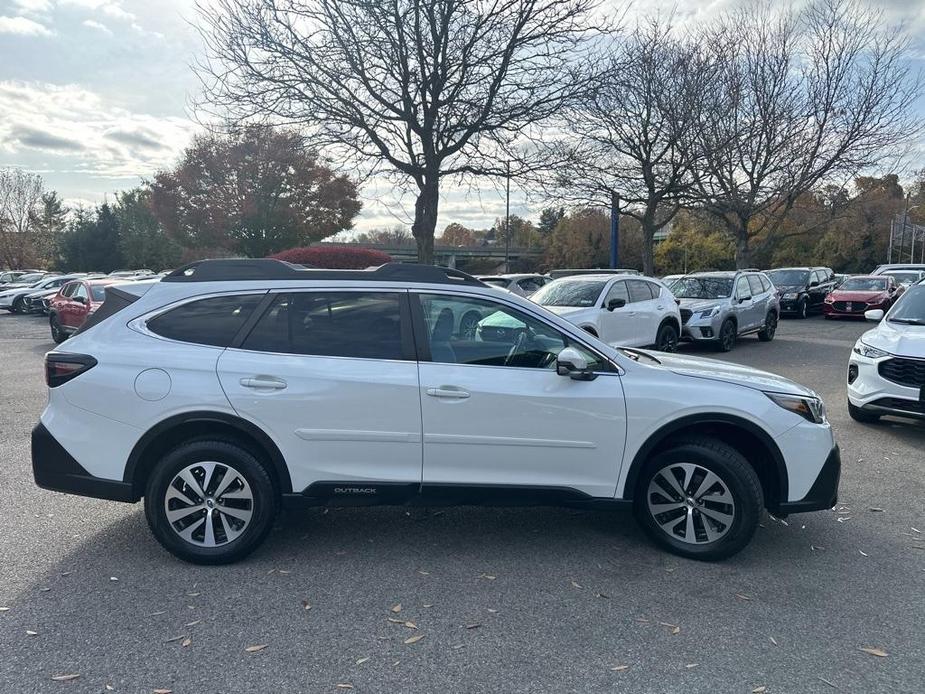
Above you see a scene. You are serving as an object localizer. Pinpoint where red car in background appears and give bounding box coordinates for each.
[48,277,120,343]
[823,275,902,319]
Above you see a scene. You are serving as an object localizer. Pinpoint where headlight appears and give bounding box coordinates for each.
[852,340,889,359]
[698,306,720,318]
[766,392,827,424]
[783,292,797,299]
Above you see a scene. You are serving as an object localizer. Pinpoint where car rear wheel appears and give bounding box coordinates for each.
[635,436,762,561]
[716,319,736,352]
[144,439,277,565]
[654,322,679,352]
[848,402,880,423]
[50,315,67,344]
[757,311,777,342]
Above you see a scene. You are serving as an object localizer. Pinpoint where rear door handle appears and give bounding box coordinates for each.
[426,387,470,399]
[240,376,287,391]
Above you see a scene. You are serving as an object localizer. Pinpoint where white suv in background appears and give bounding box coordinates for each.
[531,274,683,352]
[847,280,925,423]
[33,260,839,564]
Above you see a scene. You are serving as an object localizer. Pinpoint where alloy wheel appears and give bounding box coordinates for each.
[646,462,736,544]
[721,322,736,351]
[163,462,254,547]
[656,325,678,352]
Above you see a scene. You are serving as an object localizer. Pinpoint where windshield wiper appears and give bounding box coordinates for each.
[889,318,925,325]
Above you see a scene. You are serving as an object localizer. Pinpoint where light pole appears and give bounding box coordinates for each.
[504,161,511,273]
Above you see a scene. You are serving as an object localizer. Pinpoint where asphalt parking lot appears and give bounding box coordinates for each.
[0,311,923,694]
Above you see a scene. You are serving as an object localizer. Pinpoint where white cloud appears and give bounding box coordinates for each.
[0,80,198,179]
[11,0,53,14]
[0,15,54,36]
[81,18,111,34]
[58,0,135,22]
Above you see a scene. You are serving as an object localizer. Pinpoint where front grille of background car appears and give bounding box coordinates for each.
[878,358,925,388]
[871,397,925,415]
[833,301,865,313]
[680,309,692,325]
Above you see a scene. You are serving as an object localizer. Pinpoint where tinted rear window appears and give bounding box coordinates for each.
[148,294,263,347]
[241,292,404,360]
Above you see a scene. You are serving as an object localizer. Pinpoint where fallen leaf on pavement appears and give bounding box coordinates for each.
[869,507,883,512]
[818,677,837,688]
[0,607,9,612]
[301,600,311,611]
[752,687,766,693]
[245,644,268,653]
[165,635,185,643]
[570,580,582,589]
[391,603,402,613]
[185,620,201,627]
[769,636,778,646]
[26,630,37,636]
[859,647,888,657]
[403,634,424,645]
[51,674,80,681]
[181,638,191,648]
[355,657,369,665]
[466,623,481,630]
[335,685,353,690]
[388,618,404,624]
[153,689,173,694]
[610,665,629,672]
[686,664,698,669]
[859,550,868,557]
[480,574,496,581]
[736,593,751,601]
[403,621,417,629]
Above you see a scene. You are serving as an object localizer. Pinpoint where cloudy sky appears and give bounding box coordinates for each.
[2,0,925,234]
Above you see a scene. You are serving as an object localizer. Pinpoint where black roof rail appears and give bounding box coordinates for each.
[162,258,486,287]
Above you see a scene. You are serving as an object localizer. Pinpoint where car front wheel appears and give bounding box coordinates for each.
[144,439,277,565]
[716,319,736,352]
[50,315,67,344]
[797,297,808,319]
[11,296,25,314]
[635,436,762,561]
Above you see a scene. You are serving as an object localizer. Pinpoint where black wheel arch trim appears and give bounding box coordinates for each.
[621,413,789,505]
[123,411,292,499]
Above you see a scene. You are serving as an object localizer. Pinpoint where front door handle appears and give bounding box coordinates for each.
[426,386,470,399]
[240,376,287,391]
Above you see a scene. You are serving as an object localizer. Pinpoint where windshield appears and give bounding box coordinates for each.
[882,271,921,284]
[532,280,606,307]
[767,269,810,286]
[840,278,888,292]
[669,277,733,300]
[17,273,44,284]
[889,286,925,325]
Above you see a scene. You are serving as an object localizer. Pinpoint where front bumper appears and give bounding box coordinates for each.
[848,352,925,419]
[776,445,840,514]
[32,422,136,502]
[778,296,803,313]
[681,313,723,341]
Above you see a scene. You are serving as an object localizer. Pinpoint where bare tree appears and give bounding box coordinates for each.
[553,18,712,275]
[691,0,921,268]
[197,0,603,263]
[0,168,44,269]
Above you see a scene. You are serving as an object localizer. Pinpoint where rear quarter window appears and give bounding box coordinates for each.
[147,294,263,347]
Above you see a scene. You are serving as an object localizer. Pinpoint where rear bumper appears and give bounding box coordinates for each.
[776,445,840,514]
[32,422,136,502]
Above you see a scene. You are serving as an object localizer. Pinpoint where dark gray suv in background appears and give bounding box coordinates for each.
[667,271,780,352]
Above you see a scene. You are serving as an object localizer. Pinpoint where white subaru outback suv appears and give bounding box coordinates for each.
[32,260,840,565]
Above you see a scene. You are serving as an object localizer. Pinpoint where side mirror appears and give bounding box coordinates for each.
[737,296,749,304]
[864,309,884,322]
[606,298,626,311]
[810,280,819,287]
[75,296,87,304]
[556,347,596,381]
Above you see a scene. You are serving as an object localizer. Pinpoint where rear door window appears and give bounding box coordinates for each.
[627,280,655,303]
[148,294,263,347]
[241,292,405,360]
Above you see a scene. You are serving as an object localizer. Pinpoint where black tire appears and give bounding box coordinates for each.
[144,439,277,565]
[757,311,777,342]
[654,322,679,352]
[716,319,736,352]
[634,436,763,561]
[797,296,808,319]
[50,314,67,344]
[11,296,24,314]
[848,402,880,423]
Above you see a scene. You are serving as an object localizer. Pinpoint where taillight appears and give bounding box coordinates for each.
[45,353,97,388]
